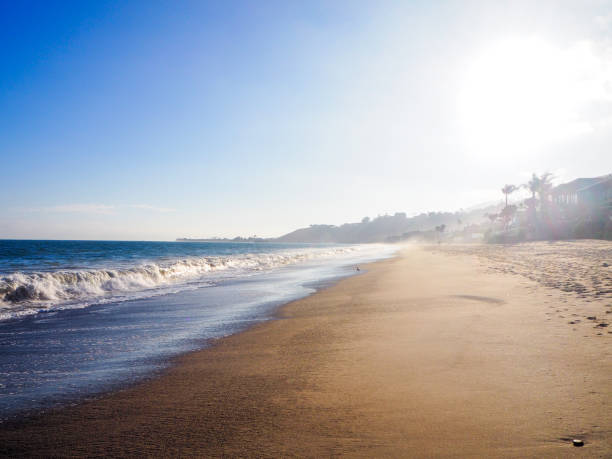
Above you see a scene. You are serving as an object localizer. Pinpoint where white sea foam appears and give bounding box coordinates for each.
[0,246,361,321]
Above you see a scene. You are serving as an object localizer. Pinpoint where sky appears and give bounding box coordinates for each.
[1,0,611,240]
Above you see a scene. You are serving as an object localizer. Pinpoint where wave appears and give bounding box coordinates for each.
[0,247,357,321]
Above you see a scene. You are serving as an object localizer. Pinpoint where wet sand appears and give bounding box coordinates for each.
[1,243,610,457]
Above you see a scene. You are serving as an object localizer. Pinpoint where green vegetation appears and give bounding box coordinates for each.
[486,173,612,243]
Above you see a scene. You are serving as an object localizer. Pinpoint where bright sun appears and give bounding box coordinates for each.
[457,37,593,158]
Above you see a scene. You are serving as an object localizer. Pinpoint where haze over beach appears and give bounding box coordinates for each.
[1,1,612,457]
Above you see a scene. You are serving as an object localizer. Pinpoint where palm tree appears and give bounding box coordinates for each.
[537,172,554,204]
[525,172,553,202]
[523,172,554,233]
[500,204,517,230]
[501,184,518,207]
[527,173,540,199]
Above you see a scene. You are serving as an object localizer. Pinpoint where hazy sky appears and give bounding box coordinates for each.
[1,0,611,240]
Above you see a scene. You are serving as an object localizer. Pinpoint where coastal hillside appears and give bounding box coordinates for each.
[275,205,501,243]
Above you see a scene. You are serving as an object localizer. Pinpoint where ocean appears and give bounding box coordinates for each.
[0,240,394,419]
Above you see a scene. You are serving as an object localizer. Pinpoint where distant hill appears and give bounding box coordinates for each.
[275,205,502,244]
[177,204,504,244]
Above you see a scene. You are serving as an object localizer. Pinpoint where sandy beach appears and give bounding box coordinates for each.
[1,242,610,457]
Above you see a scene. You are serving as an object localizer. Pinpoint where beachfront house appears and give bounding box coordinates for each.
[576,175,612,211]
[548,175,612,240]
[551,174,612,210]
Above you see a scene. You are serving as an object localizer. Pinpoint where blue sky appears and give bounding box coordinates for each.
[2,0,612,240]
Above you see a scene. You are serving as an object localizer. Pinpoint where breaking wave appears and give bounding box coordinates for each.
[0,247,356,321]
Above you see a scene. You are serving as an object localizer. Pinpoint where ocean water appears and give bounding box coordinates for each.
[0,240,394,419]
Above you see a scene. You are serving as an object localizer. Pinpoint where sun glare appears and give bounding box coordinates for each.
[457,37,593,158]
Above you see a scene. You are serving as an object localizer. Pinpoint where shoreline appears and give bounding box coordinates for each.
[0,258,383,437]
[1,243,610,457]
[0,252,385,423]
